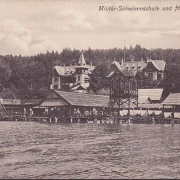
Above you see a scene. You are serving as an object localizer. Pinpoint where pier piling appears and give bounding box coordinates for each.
[55,117,58,123]
[71,116,73,123]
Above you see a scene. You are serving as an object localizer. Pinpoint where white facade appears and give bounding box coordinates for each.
[51,76,61,90]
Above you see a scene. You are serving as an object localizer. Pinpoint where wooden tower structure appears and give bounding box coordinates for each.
[106,60,138,117]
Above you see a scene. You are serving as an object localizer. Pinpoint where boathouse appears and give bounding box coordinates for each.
[137,88,163,116]
[162,93,180,118]
[138,88,163,104]
[33,90,111,118]
[31,88,163,120]
[1,98,42,117]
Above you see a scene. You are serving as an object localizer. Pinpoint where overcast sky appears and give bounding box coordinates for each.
[0,0,179,56]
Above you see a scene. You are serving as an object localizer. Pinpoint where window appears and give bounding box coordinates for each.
[54,85,58,89]
[78,76,80,81]
[54,77,59,82]
[148,73,153,80]
[157,73,161,80]
[84,80,89,83]
[84,78,89,83]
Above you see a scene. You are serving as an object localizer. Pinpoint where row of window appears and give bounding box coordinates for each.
[147,72,162,80]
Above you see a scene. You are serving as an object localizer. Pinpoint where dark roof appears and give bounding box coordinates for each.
[43,90,161,109]
[162,93,180,105]
[120,67,134,77]
[107,67,133,77]
[53,90,159,109]
[54,90,135,108]
[109,60,136,77]
[54,90,109,107]
[128,61,147,70]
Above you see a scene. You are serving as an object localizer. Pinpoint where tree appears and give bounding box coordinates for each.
[136,71,162,89]
[89,64,110,93]
[161,63,180,101]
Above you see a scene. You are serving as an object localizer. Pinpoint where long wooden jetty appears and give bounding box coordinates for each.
[1,114,180,125]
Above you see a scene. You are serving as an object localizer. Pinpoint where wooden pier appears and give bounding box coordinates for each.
[1,114,180,125]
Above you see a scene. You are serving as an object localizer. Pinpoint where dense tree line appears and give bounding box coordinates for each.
[0,45,180,99]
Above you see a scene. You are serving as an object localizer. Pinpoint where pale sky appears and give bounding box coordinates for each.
[0,0,179,55]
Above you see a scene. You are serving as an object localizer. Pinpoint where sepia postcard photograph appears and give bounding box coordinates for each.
[0,0,180,179]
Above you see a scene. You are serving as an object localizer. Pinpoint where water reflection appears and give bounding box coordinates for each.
[0,122,180,179]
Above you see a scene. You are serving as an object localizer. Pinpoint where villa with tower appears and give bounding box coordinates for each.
[50,51,166,94]
[50,52,96,93]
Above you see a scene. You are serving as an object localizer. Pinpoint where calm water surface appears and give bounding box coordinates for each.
[0,122,180,179]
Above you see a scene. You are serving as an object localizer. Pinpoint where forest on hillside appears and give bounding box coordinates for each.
[0,44,180,100]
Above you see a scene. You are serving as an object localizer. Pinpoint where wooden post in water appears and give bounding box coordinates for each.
[69,105,72,119]
[55,116,57,123]
[71,116,73,123]
[162,105,164,118]
[126,81,131,125]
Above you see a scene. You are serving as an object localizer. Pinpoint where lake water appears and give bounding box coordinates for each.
[0,121,180,179]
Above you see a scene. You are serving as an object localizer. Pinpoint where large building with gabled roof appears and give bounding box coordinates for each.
[109,57,166,80]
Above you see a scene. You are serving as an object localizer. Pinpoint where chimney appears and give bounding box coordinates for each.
[126,62,129,69]
[121,58,124,66]
[90,62,92,66]
[132,62,135,69]
[138,59,142,69]
[50,84,53,90]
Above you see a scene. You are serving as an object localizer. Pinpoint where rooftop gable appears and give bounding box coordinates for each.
[109,60,134,77]
[71,83,90,90]
[162,93,180,105]
[39,98,68,107]
[78,52,86,66]
[146,59,166,71]
[153,60,166,71]
[54,66,65,76]
[138,88,163,101]
[138,96,151,104]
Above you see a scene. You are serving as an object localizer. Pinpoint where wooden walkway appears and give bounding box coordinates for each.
[1,115,180,124]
